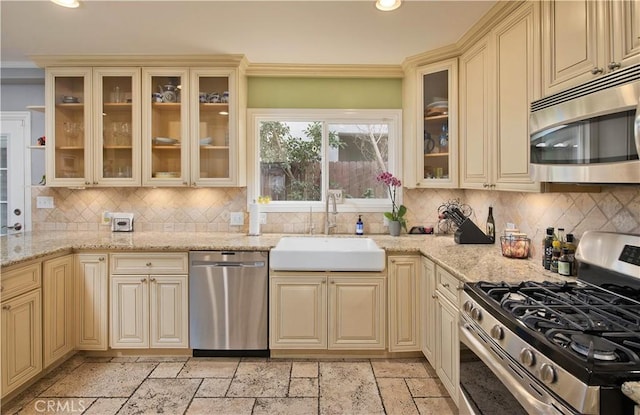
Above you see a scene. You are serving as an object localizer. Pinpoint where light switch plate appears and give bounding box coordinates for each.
[259,212,267,225]
[230,212,244,226]
[36,196,54,209]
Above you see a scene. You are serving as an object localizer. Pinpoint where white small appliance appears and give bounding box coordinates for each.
[111,212,134,232]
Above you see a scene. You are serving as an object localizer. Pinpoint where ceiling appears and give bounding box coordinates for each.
[1,0,496,69]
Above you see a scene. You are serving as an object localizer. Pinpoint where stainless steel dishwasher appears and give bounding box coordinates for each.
[189,251,268,357]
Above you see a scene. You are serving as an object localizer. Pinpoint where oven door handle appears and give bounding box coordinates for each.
[460,321,574,415]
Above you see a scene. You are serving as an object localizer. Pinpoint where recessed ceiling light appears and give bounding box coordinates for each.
[376,0,401,11]
[51,0,80,8]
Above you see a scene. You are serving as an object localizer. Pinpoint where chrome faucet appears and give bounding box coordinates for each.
[325,191,338,235]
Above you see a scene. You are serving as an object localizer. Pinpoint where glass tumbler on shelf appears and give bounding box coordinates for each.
[64,122,79,146]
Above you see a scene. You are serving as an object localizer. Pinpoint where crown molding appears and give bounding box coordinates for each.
[245,63,404,78]
[401,0,525,70]
[29,54,248,69]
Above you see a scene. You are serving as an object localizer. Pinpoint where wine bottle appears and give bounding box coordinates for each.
[486,206,495,243]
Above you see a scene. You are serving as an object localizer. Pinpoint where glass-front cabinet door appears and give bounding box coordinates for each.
[142,68,189,186]
[189,69,236,186]
[416,59,458,188]
[46,68,92,187]
[93,68,140,186]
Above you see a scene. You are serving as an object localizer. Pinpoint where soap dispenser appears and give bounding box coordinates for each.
[356,215,364,235]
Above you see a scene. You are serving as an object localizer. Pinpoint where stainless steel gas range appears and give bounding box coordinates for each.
[459,231,640,415]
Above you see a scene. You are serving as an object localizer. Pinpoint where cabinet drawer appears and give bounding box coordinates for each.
[1,263,41,302]
[110,253,188,274]
[436,266,461,304]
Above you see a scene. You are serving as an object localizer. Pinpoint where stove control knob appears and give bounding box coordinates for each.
[540,363,556,384]
[519,348,535,366]
[490,325,504,340]
[463,301,473,313]
[470,307,482,321]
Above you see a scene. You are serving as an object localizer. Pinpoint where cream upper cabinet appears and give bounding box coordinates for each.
[420,256,436,365]
[407,59,458,189]
[46,68,141,187]
[190,68,243,187]
[75,253,108,350]
[1,263,42,398]
[142,68,190,186]
[42,255,75,368]
[460,1,540,192]
[270,272,386,350]
[459,37,491,190]
[44,56,246,188]
[388,255,420,352]
[141,67,245,187]
[93,68,141,185]
[45,68,93,187]
[542,0,640,96]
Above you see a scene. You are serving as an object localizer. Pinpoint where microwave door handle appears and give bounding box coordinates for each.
[635,97,640,155]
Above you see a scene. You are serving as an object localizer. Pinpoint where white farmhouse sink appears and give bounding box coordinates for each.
[270,237,385,272]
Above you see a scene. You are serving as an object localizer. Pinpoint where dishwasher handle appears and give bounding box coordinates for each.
[191,260,266,268]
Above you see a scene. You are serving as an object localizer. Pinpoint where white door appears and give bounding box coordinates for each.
[1,112,31,235]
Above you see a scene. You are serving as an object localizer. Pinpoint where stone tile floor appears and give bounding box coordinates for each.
[1,355,456,415]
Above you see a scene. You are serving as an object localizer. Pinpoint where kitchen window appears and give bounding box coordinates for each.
[247,109,402,212]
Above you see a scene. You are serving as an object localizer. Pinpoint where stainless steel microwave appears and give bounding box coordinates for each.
[530,65,640,184]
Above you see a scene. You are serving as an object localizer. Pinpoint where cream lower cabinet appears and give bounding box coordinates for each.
[76,253,108,350]
[434,265,462,406]
[1,263,42,398]
[270,272,386,350]
[388,255,420,352]
[420,256,436,365]
[42,255,75,369]
[110,253,188,349]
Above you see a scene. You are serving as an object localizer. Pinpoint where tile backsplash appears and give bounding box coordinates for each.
[32,185,639,249]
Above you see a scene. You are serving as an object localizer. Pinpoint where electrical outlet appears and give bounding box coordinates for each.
[36,196,54,209]
[259,212,267,225]
[230,212,244,226]
[101,211,112,226]
[383,216,389,226]
[328,189,343,204]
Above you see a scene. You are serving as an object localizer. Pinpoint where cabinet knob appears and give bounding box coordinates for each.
[608,62,621,71]
[431,294,438,299]
[391,259,396,263]
[99,257,105,261]
[2,305,10,310]
[141,278,147,283]
[150,277,156,282]
[85,181,91,185]
[330,281,335,284]
[442,282,450,288]
[591,67,604,75]
[146,262,152,267]
[483,183,489,188]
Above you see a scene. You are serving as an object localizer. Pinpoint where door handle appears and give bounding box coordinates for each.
[2,223,22,231]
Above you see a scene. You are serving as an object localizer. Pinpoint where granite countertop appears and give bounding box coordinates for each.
[9,230,640,404]
[1,231,566,285]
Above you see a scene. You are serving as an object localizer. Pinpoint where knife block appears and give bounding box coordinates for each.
[454,218,494,244]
